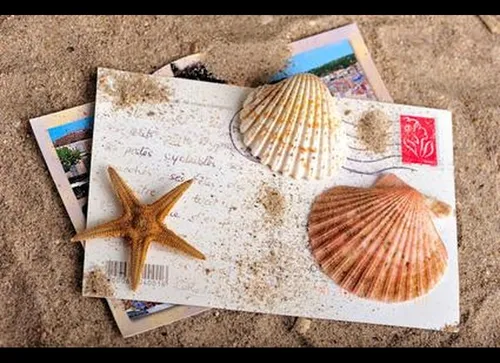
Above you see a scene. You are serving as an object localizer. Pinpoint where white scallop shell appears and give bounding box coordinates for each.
[239,73,346,180]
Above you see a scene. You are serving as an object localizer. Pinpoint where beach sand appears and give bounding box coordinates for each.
[0,15,498,347]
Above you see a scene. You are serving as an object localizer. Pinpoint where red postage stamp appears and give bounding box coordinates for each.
[400,115,438,166]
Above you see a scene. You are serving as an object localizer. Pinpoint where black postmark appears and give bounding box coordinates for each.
[228,108,261,164]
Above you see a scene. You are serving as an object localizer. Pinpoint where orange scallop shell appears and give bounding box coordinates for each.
[308,174,449,303]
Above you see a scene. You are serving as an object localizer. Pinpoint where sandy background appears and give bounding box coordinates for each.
[0,15,498,347]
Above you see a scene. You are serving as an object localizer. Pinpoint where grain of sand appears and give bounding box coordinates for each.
[0,15,499,347]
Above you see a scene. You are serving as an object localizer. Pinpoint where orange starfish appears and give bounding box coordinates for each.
[72,166,205,291]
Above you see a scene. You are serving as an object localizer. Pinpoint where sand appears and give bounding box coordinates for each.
[257,184,285,225]
[0,15,499,347]
[356,110,392,154]
[99,70,171,109]
[83,268,114,297]
[203,39,290,87]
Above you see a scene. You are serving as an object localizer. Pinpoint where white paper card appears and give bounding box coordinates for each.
[84,68,459,331]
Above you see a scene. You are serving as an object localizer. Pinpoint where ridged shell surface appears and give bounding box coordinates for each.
[308,174,449,303]
[239,73,346,180]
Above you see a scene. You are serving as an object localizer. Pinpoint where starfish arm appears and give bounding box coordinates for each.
[128,236,154,291]
[107,166,141,214]
[71,217,125,242]
[155,227,205,260]
[151,179,194,222]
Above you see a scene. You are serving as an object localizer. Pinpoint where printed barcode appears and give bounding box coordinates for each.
[105,260,169,283]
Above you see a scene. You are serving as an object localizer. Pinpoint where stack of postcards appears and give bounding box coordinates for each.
[30,23,459,338]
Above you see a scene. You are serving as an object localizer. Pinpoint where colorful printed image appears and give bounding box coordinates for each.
[170,61,226,84]
[271,39,376,100]
[48,117,93,215]
[123,299,174,320]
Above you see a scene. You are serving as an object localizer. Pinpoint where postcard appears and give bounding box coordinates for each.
[270,23,392,102]
[83,68,458,331]
[30,22,393,336]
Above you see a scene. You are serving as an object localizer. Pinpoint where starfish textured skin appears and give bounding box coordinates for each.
[72,166,205,291]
